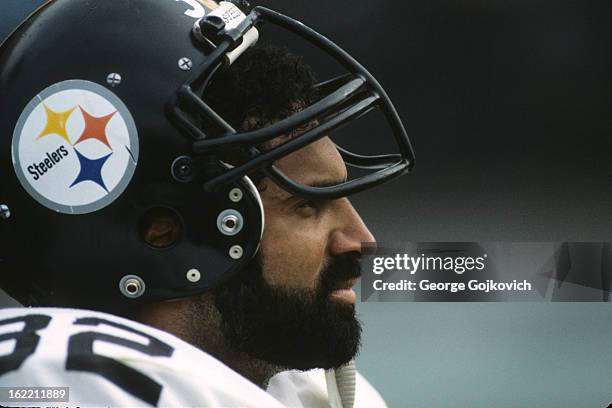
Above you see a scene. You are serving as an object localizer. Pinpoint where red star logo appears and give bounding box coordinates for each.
[74,106,116,149]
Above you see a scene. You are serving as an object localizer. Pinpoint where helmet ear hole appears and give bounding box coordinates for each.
[139,207,183,249]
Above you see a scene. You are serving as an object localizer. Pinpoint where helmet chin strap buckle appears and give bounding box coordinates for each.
[198,15,227,42]
[192,2,259,65]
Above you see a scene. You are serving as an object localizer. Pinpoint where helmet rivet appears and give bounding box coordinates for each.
[119,275,145,298]
[186,268,201,283]
[171,156,194,182]
[178,57,193,71]
[106,72,122,87]
[229,188,243,202]
[229,245,243,259]
[217,209,244,236]
[0,204,11,220]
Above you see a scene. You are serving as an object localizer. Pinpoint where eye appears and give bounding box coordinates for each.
[292,198,329,218]
[294,199,324,217]
[297,199,318,209]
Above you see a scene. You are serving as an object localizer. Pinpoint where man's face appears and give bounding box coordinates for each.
[258,136,375,298]
[213,136,376,370]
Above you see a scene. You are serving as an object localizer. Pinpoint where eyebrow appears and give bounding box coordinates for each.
[307,177,348,189]
[287,177,348,199]
[270,176,348,203]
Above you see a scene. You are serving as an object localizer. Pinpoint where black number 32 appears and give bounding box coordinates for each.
[0,314,174,406]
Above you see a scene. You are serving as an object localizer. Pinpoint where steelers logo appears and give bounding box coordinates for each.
[12,80,139,214]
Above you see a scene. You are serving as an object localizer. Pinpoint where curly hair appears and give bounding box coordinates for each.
[204,43,319,133]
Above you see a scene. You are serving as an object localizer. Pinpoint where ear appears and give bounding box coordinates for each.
[139,207,182,248]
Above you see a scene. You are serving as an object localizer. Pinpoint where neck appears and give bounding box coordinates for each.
[206,339,284,389]
[133,294,283,389]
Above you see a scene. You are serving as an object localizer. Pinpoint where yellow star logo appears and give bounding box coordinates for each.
[36,104,76,145]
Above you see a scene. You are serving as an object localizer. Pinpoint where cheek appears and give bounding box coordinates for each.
[258,218,328,289]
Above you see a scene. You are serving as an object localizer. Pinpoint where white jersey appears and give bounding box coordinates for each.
[0,307,287,408]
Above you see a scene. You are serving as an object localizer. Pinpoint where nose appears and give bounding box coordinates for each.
[328,199,377,256]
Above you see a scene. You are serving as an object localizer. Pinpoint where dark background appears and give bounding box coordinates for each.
[2,1,612,407]
[254,0,612,241]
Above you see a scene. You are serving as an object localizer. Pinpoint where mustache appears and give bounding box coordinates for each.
[319,254,362,293]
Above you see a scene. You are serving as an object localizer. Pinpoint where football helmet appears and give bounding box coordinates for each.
[0,0,414,312]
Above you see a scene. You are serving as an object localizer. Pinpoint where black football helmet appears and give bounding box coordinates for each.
[0,0,414,313]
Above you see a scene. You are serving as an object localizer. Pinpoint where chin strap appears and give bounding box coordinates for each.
[325,359,356,408]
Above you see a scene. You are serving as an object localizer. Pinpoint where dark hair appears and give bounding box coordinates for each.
[204,43,319,132]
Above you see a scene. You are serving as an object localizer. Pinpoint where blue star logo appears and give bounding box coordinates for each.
[70,149,113,192]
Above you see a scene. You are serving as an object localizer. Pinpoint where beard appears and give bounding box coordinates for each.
[212,253,362,370]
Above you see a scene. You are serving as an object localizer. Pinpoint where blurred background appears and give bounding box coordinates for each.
[2,1,612,407]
